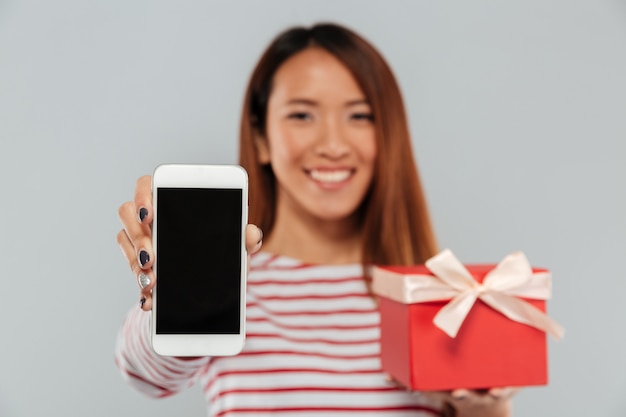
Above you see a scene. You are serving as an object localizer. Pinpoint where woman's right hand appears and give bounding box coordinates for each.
[117,176,156,311]
[116,175,264,312]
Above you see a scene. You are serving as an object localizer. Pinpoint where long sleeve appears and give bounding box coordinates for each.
[114,253,445,416]
[114,305,210,398]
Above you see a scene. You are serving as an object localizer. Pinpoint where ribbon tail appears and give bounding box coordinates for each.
[433,292,479,338]
[481,292,565,340]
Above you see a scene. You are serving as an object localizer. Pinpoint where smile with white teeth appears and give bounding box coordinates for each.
[308,169,353,183]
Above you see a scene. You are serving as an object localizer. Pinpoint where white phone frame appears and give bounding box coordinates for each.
[151,164,248,357]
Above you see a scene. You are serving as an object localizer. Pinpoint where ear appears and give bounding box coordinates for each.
[255,132,271,165]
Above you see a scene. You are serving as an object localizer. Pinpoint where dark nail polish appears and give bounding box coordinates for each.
[138,250,150,267]
[140,297,146,309]
[138,207,148,222]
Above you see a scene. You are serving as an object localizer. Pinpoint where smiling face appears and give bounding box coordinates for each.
[257,47,377,228]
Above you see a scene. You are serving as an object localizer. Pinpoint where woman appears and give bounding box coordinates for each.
[115,23,516,417]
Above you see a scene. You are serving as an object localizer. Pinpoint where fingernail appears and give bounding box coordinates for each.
[138,250,150,267]
[138,207,148,223]
[138,273,151,289]
[256,227,263,244]
[140,297,146,309]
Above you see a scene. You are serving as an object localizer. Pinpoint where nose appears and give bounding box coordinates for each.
[314,116,350,159]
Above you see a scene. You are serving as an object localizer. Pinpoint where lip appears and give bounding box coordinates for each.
[304,167,355,189]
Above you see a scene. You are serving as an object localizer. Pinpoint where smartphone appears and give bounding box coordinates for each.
[151,164,248,356]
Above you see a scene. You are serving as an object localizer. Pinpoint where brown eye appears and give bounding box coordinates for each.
[351,113,374,122]
[287,112,313,121]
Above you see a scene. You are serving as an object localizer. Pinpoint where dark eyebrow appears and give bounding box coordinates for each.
[286,99,317,106]
[285,98,370,107]
[346,99,370,107]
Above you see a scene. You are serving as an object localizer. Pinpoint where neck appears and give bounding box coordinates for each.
[262,210,363,265]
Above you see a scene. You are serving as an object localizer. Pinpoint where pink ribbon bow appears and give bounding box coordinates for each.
[373,249,565,339]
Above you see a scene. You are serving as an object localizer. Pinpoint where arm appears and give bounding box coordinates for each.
[114,305,210,397]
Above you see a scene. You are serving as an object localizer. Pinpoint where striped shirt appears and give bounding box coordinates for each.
[115,252,443,416]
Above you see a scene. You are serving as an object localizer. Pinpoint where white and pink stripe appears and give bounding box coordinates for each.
[115,252,442,416]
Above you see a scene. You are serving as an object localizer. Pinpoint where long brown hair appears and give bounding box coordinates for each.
[239,23,438,266]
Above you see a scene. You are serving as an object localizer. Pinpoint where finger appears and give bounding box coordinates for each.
[118,201,154,270]
[140,294,153,311]
[489,387,504,399]
[419,390,450,402]
[488,387,519,400]
[451,389,471,401]
[134,175,153,225]
[384,374,396,384]
[383,374,406,390]
[117,229,156,292]
[119,201,145,241]
[448,388,502,409]
[246,224,263,254]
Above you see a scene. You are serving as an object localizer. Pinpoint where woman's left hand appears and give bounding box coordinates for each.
[424,387,519,417]
[386,376,518,417]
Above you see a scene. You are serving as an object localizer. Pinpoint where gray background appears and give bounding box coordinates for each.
[0,0,624,416]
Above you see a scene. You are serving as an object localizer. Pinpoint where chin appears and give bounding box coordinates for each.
[311,205,363,223]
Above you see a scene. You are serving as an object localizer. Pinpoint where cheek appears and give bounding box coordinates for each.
[365,140,377,163]
[358,133,378,166]
[267,123,313,164]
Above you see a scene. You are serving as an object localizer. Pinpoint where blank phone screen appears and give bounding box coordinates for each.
[155,187,242,334]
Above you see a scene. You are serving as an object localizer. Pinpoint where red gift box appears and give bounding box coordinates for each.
[372,249,564,391]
